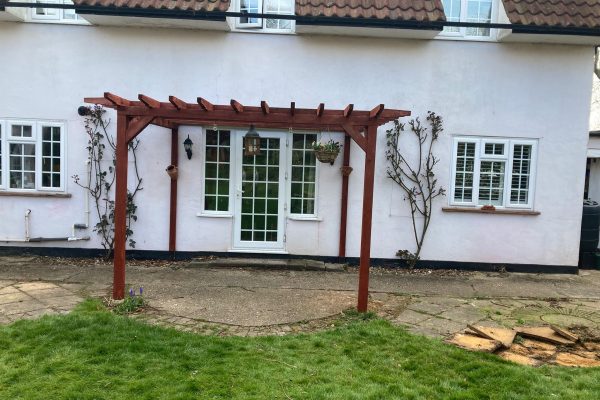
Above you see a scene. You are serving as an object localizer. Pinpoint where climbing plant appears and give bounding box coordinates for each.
[386,111,446,267]
[73,105,142,259]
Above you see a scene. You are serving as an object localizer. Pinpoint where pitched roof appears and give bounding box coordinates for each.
[73,0,230,13]
[502,0,600,29]
[295,0,446,22]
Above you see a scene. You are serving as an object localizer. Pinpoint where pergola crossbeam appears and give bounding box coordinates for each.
[231,99,244,113]
[139,94,160,109]
[197,97,214,111]
[261,101,270,115]
[169,96,188,110]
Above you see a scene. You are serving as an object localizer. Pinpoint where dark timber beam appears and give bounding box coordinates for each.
[197,97,214,111]
[169,96,188,110]
[338,134,352,258]
[357,124,378,312]
[138,94,160,109]
[112,112,129,300]
[169,127,179,255]
[230,99,244,113]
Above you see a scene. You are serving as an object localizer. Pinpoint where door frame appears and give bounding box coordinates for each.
[231,129,288,251]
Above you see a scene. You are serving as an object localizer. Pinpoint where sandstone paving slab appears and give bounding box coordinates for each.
[0,286,20,295]
[392,309,432,326]
[0,300,48,315]
[29,287,78,299]
[498,350,540,366]
[468,325,516,348]
[15,282,59,291]
[37,295,82,308]
[437,305,488,325]
[406,300,454,316]
[447,333,502,352]
[516,326,575,346]
[555,352,600,367]
[413,317,466,337]
[0,291,32,304]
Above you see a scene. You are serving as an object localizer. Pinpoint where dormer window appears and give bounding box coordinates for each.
[31,0,84,22]
[236,0,294,32]
[442,0,493,38]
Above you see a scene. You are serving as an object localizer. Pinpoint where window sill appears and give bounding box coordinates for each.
[442,207,540,216]
[0,191,71,198]
[287,215,322,222]
[196,212,233,218]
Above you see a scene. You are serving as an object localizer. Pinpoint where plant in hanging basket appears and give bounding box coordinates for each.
[312,139,342,165]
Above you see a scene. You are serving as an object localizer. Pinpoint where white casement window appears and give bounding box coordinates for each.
[32,0,83,22]
[202,129,232,214]
[1,120,65,192]
[289,133,318,216]
[441,0,494,38]
[450,137,537,209]
[236,0,294,31]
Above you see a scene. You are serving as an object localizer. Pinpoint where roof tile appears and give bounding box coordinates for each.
[502,0,600,29]
[295,0,446,21]
[73,0,231,13]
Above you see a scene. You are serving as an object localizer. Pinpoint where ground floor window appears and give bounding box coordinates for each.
[451,137,537,208]
[203,129,231,213]
[0,120,65,192]
[290,133,318,216]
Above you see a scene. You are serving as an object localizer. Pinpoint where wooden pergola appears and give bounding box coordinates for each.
[84,93,410,312]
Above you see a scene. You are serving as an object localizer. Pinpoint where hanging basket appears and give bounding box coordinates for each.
[314,149,340,165]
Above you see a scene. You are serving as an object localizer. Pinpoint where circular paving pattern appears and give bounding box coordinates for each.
[510,304,600,329]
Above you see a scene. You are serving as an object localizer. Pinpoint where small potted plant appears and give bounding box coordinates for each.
[312,139,342,165]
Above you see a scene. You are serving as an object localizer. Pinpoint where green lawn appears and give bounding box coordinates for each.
[0,300,598,399]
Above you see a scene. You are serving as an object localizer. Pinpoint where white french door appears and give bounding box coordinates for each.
[233,131,287,250]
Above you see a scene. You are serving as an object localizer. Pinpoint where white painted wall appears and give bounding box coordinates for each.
[0,22,594,267]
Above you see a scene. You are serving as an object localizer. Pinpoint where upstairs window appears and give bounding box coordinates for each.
[236,0,294,31]
[442,0,493,38]
[451,137,537,209]
[32,0,84,22]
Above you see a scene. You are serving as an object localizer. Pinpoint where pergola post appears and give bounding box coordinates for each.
[113,112,129,300]
[169,127,179,256]
[357,124,378,312]
[338,134,352,258]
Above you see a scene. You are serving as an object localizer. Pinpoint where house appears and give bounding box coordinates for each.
[1,0,599,304]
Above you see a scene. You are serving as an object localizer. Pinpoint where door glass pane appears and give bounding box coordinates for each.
[240,137,280,242]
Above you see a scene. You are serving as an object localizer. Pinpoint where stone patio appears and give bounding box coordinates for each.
[0,256,599,340]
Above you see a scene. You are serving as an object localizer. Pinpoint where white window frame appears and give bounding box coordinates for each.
[286,131,319,219]
[234,0,295,33]
[38,121,66,192]
[450,136,537,209]
[0,121,5,190]
[199,127,234,217]
[1,119,66,193]
[30,0,86,24]
[439,0,497,40]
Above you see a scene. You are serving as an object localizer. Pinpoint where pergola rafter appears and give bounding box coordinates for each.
[84,92,411,312]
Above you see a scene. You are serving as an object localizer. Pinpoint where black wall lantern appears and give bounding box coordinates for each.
[244,125,261,156]
[183,135,193,160]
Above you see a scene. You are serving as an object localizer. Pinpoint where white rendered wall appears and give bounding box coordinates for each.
[0,22,594,266]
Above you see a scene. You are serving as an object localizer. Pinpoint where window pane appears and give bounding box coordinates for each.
[239,0,260,24]
[466,0,492,37]
[442,0,461,33]
[453,142,476,202]
[9,143,36,189]
[510,144,532,205]
[264,0,293,29]
[204,130,230,212]
[0,125,2,186]
[478,161,505,206]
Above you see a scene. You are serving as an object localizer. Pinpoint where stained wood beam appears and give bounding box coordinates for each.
[261,101,270,115]
[126,116,155,143]
[169,96,188,110]
[342,123,366,152]
[344,104,354,118]
[138,94,160,109]
[290,102,295,116]
[104,92,131,107]
[231,99,244,113]
[369,104,385,119]
[316,103,325,117]
[197,97,214,111]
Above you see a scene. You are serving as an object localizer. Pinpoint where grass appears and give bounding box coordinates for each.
[0,300,598,400]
